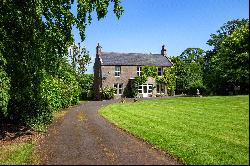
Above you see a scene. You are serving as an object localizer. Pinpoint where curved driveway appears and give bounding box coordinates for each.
[37,100,183,165]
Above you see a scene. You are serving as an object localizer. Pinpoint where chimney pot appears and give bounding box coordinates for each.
[161,44,167,56]
[96,43,102,57]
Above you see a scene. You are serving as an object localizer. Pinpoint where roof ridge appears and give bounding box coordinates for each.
[102,52,162,55]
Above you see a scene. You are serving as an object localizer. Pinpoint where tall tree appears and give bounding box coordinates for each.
[172,48,205,95]
[204,19,249,94]
[69,43,91,75]
[0,0,123,125]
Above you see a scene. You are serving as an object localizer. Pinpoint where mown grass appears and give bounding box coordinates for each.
[100,95,249,165]
[0,142,34,165]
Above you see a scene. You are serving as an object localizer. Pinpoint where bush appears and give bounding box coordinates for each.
[80,89,93,100]
[58,66,80,107]
[8,61,81,129]
[40,63,80,111]
[40,70,62,112]
[100,87,116,100]
[0,53,10,117]
[7,81,54,129]
[186,80,207,96]
[20,98,53,130]
[78,74,94,100]
[156,94,167,97]
[1,51,80,129]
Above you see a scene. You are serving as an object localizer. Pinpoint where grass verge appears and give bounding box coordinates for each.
[100,95,249,165]
[0,142,33,164]
[0,108,70,165]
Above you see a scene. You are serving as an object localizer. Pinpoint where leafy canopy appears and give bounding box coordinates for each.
[204,19,249,94]
[171,48,205,95]
[0,0,124,126]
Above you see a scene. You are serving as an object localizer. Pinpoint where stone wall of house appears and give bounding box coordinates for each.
[94,64,170,99]
[93,60,102,100]
[92,43,173,100]
[101,66,137,99]
[101,66,168,98]
[92,44,102,100]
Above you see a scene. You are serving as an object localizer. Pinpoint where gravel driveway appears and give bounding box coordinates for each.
[37,99,183,165]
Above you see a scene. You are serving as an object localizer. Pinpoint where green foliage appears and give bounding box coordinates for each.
[128,66,176,97]
[130,75,147,97]
[171,48,205,95]
[0,0,123,127]
[186,80,206,96]
[57,62,80,107]
[129,66,157,97]
[171,56,187,93]
[40,70,62,111]
[100,95,249,165]
[156,67,176,96]
[0,52,10,117]
[12,60,79,129]
[204,19,249,95]
[141,66,158,78]
[70,43,91,75]
[78,74,94,100]
[206,19,249,51]
[180,48,205,65]
[100,87,116,100]
[0,142,34,165]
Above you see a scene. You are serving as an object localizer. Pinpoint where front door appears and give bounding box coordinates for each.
[139,84,153,97]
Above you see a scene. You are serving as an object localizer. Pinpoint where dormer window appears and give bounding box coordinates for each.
[158,67,163,76]
[137,66,142,76]
[115,66,121,77]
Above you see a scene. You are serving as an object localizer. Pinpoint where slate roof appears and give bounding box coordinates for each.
[101,52,173,66]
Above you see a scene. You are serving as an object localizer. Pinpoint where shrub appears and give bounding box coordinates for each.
[156,94,166,97]
[7,81,54,129]
[78,74,94,100]
[14,61,80,129]
[40,63,80,111]
[100,87,116,100]
[20,98,53,130]
[1,53,80,128]
[0,53,10,117]
[58,67,80,107]
[186,80,207,96]
[40,70,62,112]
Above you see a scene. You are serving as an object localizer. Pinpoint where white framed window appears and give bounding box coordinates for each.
[158,67,163,76]
[115,66,121,77]
[138,85,142,93]
[114,84,118,94]
[114,83,123,95]
[148,85,153,93]
[137,66,142,76]
[138,84,153,94]
[157,84,165,94]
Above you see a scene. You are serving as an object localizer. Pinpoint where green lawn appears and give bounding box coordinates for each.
[0,142,34,165]
[100,95,249,165]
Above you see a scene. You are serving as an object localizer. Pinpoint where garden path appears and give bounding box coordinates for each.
[37,99,183,165]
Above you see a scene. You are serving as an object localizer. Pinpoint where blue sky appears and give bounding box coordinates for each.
[72,0,249,74]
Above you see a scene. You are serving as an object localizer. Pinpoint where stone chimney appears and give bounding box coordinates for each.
[161,45,167,56]
[96,43,102,58]
[93,43,103,100]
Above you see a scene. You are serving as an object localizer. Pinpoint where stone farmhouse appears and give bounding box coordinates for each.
[93,43,173,100]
